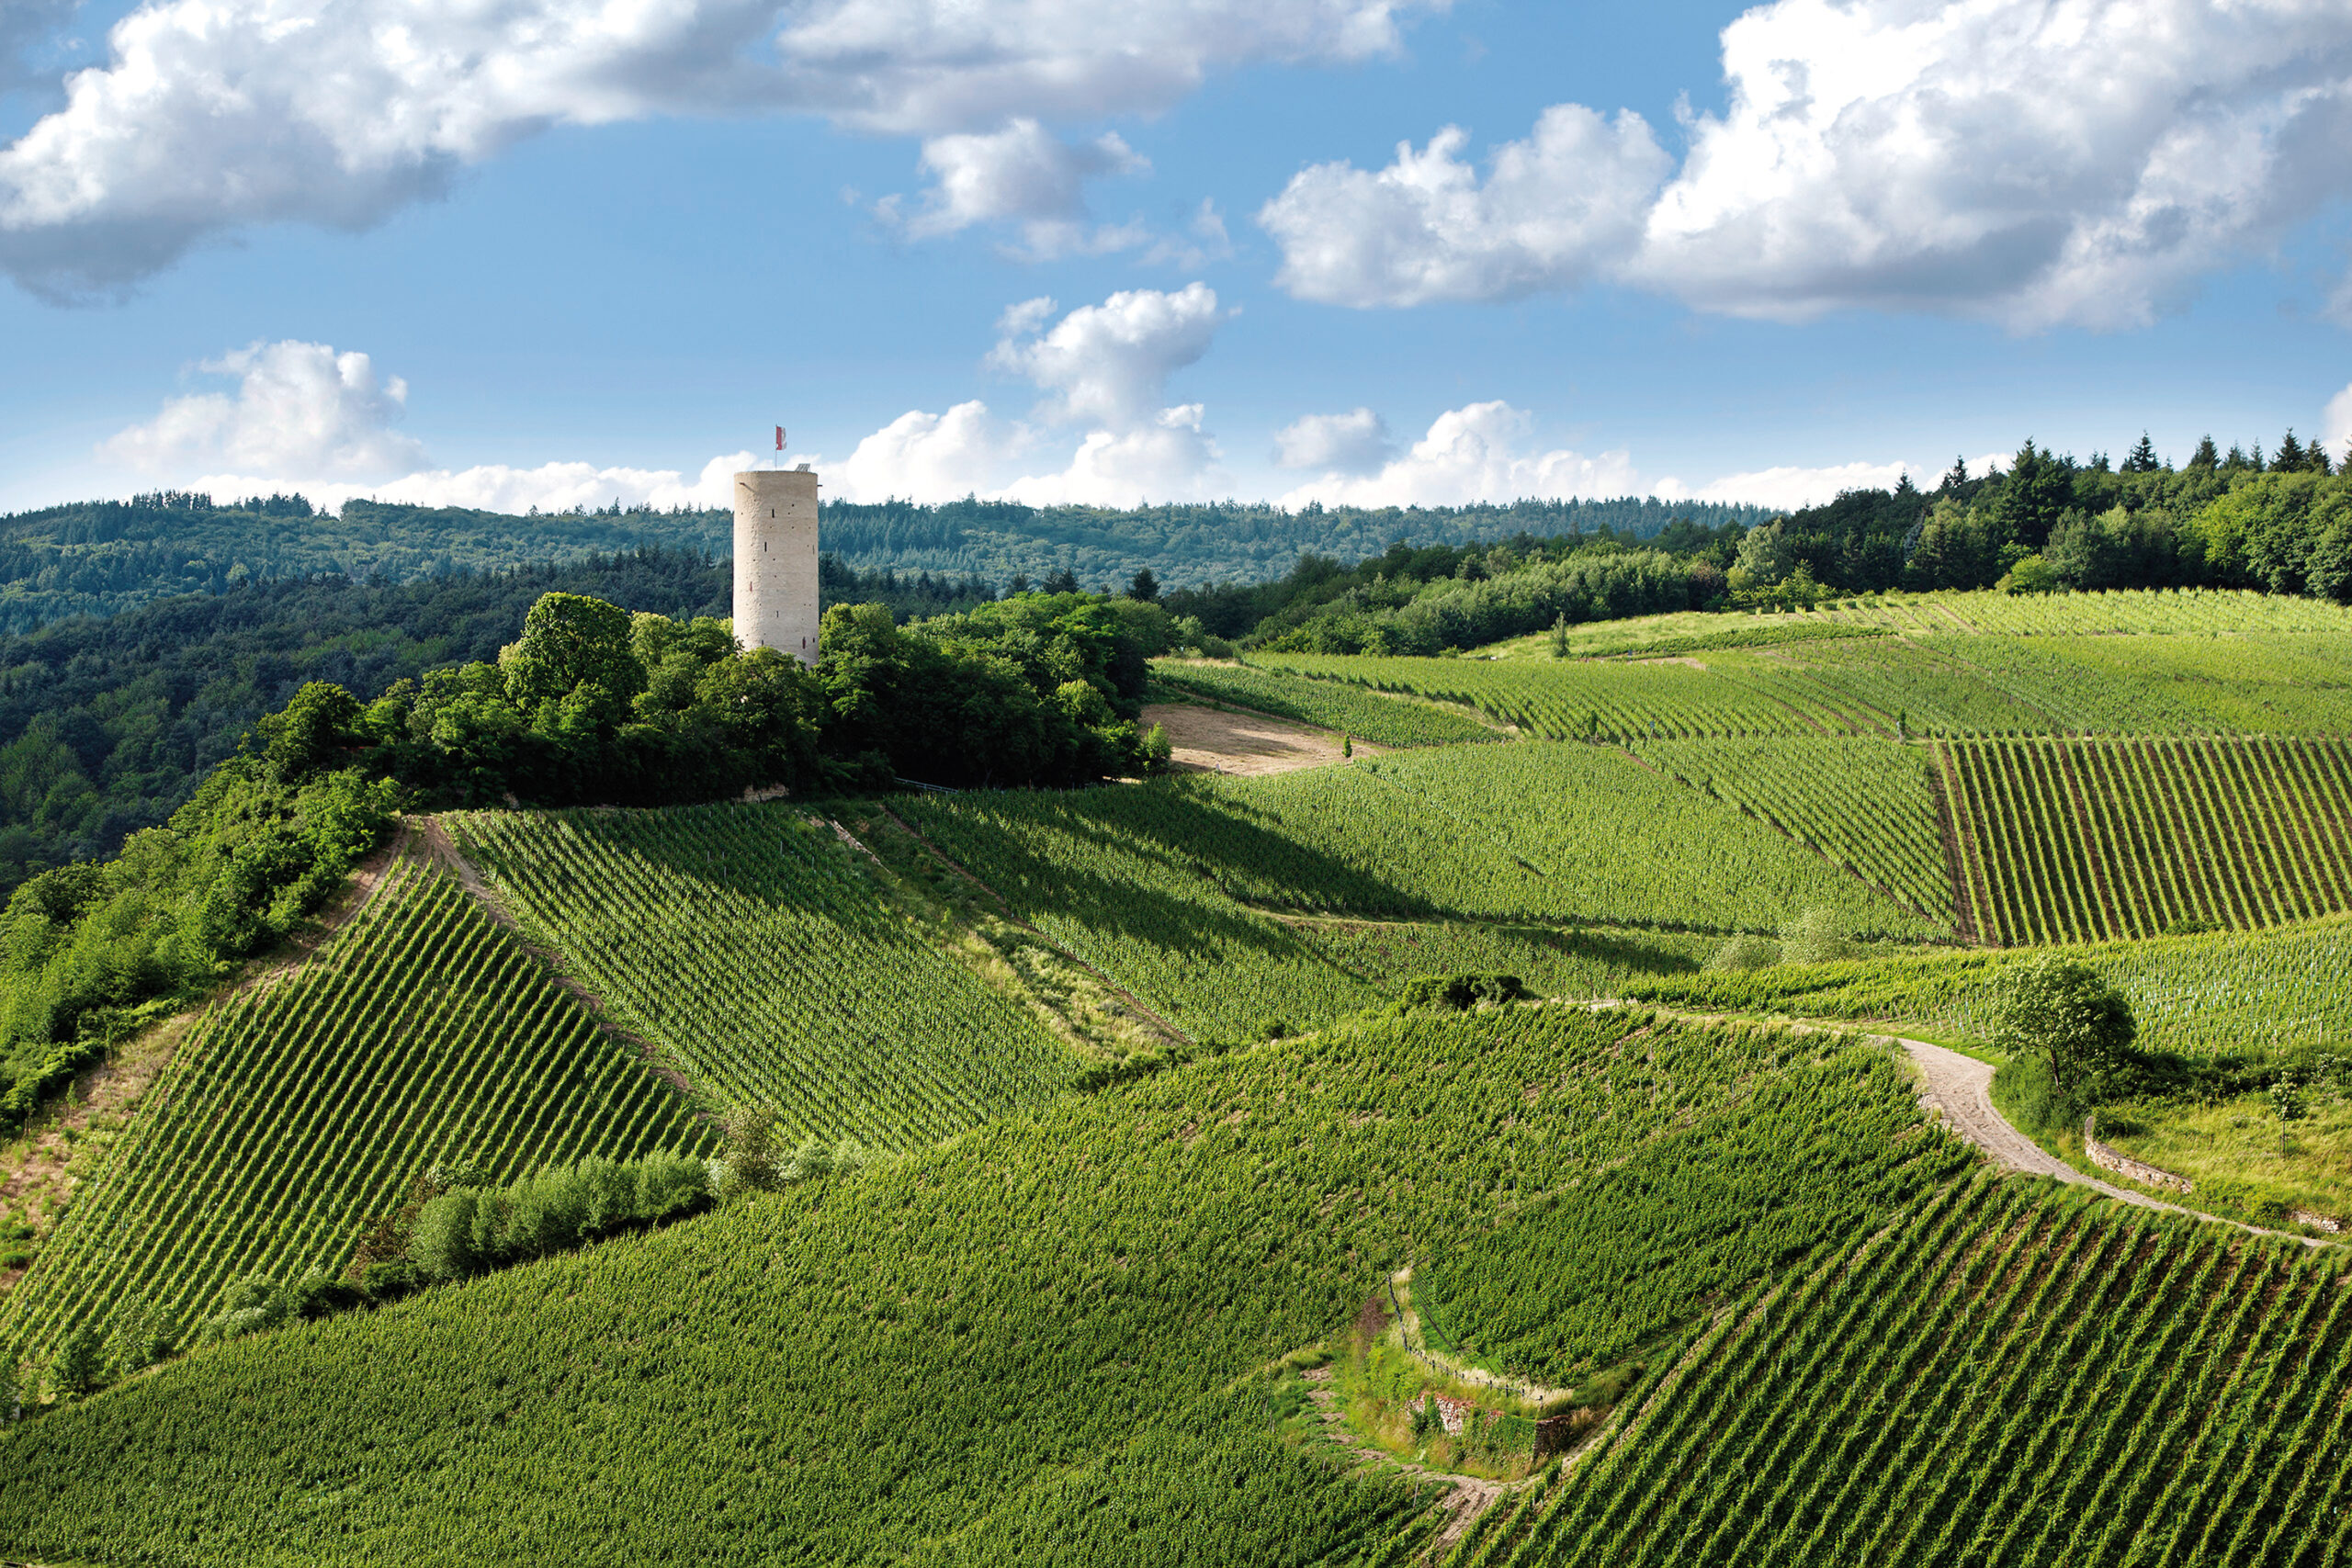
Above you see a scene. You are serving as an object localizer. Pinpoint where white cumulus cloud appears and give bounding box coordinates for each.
[0,0,1440,296]
[1261,106,1670,307]
[2324,383,2352,466]
[1273,407,1391,473]
[988,281,1230,429]
[882,118,1149,259]
[1654,459,1916,512]
[1280,401,1638,507]
[1261,0,2352,329]
[105,340,426,480]
[831,401,1010,502]
[283,455,754,515]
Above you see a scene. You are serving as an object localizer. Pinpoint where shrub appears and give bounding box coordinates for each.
[1705,935,1779,973]
[1779,908,1857,964]
[1397,974,1532,1012]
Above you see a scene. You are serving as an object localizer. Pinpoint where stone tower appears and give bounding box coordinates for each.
[732,467,820,665]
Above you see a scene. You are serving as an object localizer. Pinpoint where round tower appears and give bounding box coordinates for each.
[733,468,821,665]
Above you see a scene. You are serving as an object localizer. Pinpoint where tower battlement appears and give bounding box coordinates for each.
[733,468,820,665]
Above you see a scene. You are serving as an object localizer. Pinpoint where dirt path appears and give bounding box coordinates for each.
[1300,1365,1510,1559]
[1574,999,2324,1246]
[1141,702,1383,777]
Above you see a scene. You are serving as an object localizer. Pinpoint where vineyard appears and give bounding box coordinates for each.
[0,855,707,1367]
[0,1008,1921,1566]
[449,804,1081,1151]
[1943,736,2352,943]
[1486,586,2352,658]
[1255,631,2352,741]
[1149,660,1501,746]
[1625,912,2352,1062]
[1464,1175,2352,1568]
[1634,738,1954,927]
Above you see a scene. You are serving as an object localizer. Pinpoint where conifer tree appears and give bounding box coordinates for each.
[2275,429,2307,471]
[2188,434,2220,470]
[2123,432,2159,473]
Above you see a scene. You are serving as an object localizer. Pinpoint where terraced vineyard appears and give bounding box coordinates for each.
[1149,660,1501,745]
[1469,1175,2352,1568]
[1635,738,1954,928]
[0,856,707,1365]
[450,804,1080,1150]
[1944,736,2352,943]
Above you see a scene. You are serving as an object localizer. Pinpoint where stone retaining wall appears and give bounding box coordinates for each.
[2083,1113,2193,1194]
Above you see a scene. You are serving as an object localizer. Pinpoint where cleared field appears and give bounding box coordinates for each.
[1151,660,1501,745]
[0,1009,1933,1568]
[451,804,1080,1151]
[1635,737,1954,928]
[1945,736,2352,943]
[0,856,707,1365]
[1471,1176,2352,1568]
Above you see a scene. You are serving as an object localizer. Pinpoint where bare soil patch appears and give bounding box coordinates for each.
[1142,703,1382,777]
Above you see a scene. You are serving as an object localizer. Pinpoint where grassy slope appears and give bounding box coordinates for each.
[1149,660,1503,746]
[0,1008,1925,1567]
[450,803,1080,1150]
[0,855,709,1366]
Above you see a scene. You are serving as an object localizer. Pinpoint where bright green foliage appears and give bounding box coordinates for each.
[1149,660,1500,746]
[450,803,1080,1147]
[1209,747,1936,939]
[1418,1047,1972,1386]
[1626,914,2352,1063]
[1945,737,2352,942]
[0,1008,1917,1567]
[0,856,707,1367]
[405,1153,712,1282]
[1476,1179,2352,1568]
[1987,955,2138,1105]
[1636,737,1954,927]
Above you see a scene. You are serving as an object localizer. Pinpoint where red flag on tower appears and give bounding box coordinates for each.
[775,425,786,452]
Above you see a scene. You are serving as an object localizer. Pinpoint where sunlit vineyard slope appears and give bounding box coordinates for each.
[450,804,1080,1151]
[0,1009,1937,1566]
[1943,736,2352,943]
[1469,1176,2350,1568]
[0,855,708,1365]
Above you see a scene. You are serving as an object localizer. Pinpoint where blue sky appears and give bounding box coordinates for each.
[2,0,2349,514]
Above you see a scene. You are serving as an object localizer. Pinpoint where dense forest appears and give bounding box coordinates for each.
[1250,433,2352,653]
[0,492,1764,631]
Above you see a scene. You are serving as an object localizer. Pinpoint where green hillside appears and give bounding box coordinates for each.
[0,1008,1943,1566]
[0,852,708,1364]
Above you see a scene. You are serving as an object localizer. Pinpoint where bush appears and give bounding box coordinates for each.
[1397,974,1532,1012]
[1705,935,1779,973]
[1988,954,2136,1110]
[1779,908,1857,964]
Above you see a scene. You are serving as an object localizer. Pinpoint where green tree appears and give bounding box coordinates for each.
[499,592,647,708]
[1989,955,2136,1107]
[2188,434,2220,471]
[1731,520,1797,588]
[1126,568,1160,604]
[2123,432,2160,473]
[719,1104,779,1195]
[1994,439,2075,549]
